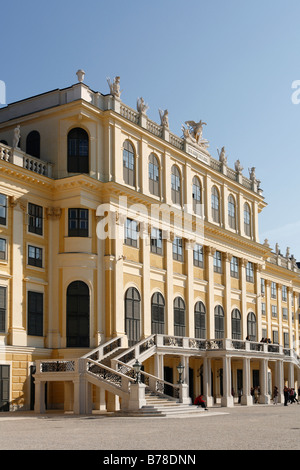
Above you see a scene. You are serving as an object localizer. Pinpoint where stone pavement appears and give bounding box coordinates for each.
[0,404,299,451]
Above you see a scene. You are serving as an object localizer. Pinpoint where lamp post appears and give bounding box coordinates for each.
[133,359,142,383]
[177,362,184,384]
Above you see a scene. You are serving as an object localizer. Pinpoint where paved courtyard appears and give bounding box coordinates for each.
[0,404,299,452]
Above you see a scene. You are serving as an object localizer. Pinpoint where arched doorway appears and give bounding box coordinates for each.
[66,281,90,347]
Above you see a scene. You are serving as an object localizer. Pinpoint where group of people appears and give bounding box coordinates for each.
[283,386,299,406]
[194,385,300,408]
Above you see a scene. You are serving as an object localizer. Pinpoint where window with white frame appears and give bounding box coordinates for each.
[213,250,222,273]
[0,286,6,332]
[228,195,236,230]
[193,244,204,267]
[124,218,139,247]
[0,238,6,260]
[271,282,277,299]
[246,262,254,282]
[230,256,239,278]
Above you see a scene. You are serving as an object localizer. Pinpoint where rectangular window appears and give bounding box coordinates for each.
[261,302,266,316]
[282,285,287,302]
[0,286,6,332]
[150,228,163,255]
[213,251,222,273]
[246,262,254,282]
[272,305,277,318]
[0,238,6,260]
[273,330,279,344]
[0,194,7,225]
[28,245,43,268]
[271,282,277,299]
[230,256,239,278]
[28,203,43,235]
[27,291,43,336]
[173,237,183,261]
[124,218,139,247]
[283,332,289,348]
[282,307,288,320]
[193,244,203,268]
[68,208,88,237]
[261,278,265,296]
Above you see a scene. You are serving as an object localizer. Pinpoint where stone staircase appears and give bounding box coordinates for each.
[113,390,207,417]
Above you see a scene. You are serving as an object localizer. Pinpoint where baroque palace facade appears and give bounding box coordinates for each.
[0,70,299,414]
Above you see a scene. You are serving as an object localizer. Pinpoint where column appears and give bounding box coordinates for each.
[259,359,270,404]
[34,379,46,413]
[185,239,195,338]
[276,360,284,403]
[240,258,247,339]
[113,212,126,338]
[224,253,232,339]
[205,246,215,339]
[165,234,174,335]
[203,357,213,407]
[277,283,283,346]
[288,362,294,388]
[241,357,252,405]
[255,264,262,341]
[221,356,234,407]
[46,207,62,349]
[265,280,271,339]
[141,222,151,337]
[10,197,26,345]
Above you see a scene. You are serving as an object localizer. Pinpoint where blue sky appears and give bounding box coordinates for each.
[1,0,300,260]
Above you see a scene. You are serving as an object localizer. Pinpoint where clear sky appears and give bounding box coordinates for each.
[1,0,300,260]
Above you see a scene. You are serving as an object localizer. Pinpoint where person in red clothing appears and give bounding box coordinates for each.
[194,395,208,410]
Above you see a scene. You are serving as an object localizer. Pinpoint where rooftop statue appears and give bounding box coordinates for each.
[234,159,243,174]
[107,76,122,99]
[183,119,209,149]
[137,97,149,114]
[13,125,21,148]
[159,109,169,128]
[217,146,228,165]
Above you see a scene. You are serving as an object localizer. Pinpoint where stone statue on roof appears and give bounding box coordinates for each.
[137,97,149,114]
[107,76,122,99]
[185,120,207,144]
[159,109,169,128]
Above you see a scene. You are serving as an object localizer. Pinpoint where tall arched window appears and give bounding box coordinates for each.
[214,305,224,339]
[151,292,165,334]
[171,165,181,205]
[174,297,185,336]
[66,281,90,347]
[194,301,206,339]
[26,131,40,159]
[125,287,141,346]
[211,186,220,223]
[149,153,160,196]
[67,128,89,173]
[123,140,135,186]
[247,312,256,341]
[244,203,251,237]
[231,308,241,339]
[192,176,202,215]
[228,195,236,230]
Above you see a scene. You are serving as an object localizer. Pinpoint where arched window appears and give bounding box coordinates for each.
[149,153,160,196]
[125,287,141,346]
[26,131,40,159]
[171,165,181,205]
[174,297,185,336]
[194,301,206,339]
[231,308,241,340]
[192,176,202,215]
[247,312,256,341]
[244,203,251,237]
[151,292,165,334]
[211,186,220,223]
[228,195,236,230]
[66,281,90,347]
[214,305,224,339]
[67,128,89,173]
[123,140,135,186]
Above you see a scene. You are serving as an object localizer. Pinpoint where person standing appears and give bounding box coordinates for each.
[273,386,278,405]
[284,386,289,406]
